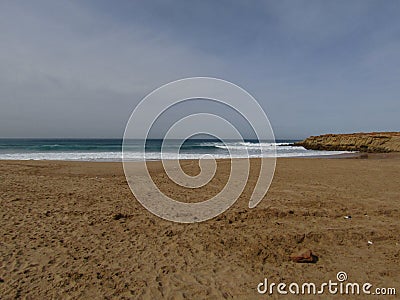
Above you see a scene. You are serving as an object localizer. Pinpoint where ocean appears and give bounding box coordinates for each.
[0,139,351,161]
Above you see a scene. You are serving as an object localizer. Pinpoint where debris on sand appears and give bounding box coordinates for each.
[113,213,129,220]
[290,249,318,263]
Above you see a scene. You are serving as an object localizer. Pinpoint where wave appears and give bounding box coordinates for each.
[0,150,353,161]
[0,139,353,161]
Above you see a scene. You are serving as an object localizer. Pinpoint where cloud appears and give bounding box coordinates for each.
[0,0,228,137]
[0,0,399,138]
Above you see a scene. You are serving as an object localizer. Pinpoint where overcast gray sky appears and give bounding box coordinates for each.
[1,0,399,139]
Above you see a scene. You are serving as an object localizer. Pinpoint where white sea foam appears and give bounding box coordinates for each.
[0,146,353,161]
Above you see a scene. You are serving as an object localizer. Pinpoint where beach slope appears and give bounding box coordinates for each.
[1,157,399,298]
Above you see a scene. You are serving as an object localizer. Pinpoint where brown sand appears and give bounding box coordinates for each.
[0,157,399,299]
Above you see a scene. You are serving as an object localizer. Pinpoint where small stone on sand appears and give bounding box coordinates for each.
[290,249,317,263]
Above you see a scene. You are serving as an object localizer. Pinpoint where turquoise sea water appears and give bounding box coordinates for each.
[0,139,350,161]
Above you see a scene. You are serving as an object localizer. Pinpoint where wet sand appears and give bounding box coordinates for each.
[1,156,399,299]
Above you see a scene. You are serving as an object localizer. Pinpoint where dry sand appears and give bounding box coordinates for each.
[1,156,399,299]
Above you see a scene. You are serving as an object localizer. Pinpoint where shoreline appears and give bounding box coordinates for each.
[0,152,356,163]
[2,151,400,164]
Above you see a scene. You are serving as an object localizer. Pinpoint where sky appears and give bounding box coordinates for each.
[0,0,399,139]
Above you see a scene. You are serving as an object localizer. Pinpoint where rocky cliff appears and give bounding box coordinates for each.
[295,132,400,153]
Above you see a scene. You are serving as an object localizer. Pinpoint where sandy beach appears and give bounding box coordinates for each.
[1,156,399,299]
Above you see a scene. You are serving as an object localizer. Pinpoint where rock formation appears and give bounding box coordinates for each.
[295,132,400,153]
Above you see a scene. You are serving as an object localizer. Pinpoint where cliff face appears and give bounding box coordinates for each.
[295,132,400,153]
